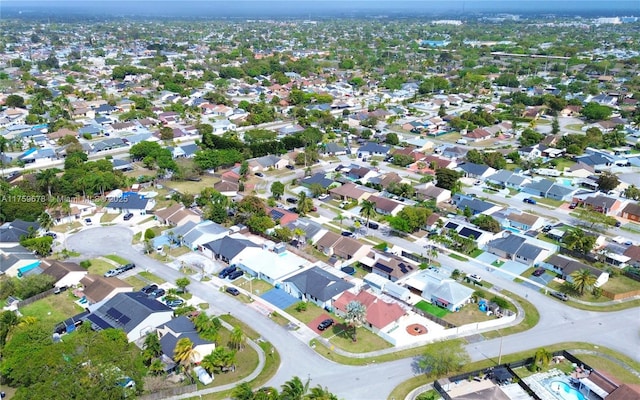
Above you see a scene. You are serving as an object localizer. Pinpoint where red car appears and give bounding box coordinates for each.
[533,268,545,277]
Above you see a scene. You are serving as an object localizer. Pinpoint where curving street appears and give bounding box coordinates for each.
[66,227,640,398]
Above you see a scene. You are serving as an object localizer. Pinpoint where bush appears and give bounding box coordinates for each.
[79,260,92,269]
[144,228,156,240]
[82,133,92,140]
[490,296,510,310]
[295,301,307,312]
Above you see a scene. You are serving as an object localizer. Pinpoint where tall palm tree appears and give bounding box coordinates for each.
[344,300,367,342]
[280,376,309,400]
[38,212,54,232]
[173,337,198,373]
[359,200,377,231]
[231,382,254,400]
[229,326,245,351]
[533,348,553,371]
[297,192,313,216]
[293,228,305,246]
[61,201,71,227]
[37,168,58,197]
[570,269,597,295]
[334,213,346,228]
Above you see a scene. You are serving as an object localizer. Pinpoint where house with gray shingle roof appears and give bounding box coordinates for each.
[486,233,554,266]
[457,162,496,179]
[201,234,259,263]
[283,266,354,310]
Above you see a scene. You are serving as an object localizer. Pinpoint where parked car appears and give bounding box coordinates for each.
[367,221,379,230]
[532,268,546,277]
[218,265,237,279]
[542,225,553,233]
[569,202,578,209]
[54,286,68,294]
[523,198,536,205]
[44,232,58,239]
[317,318,334,331]
[551,291,569,301]
[141,284,158,294]
[117,263,135,273]
[615,221,622,227]
[469,274,482,282]
[165,298,185,308]
[286,165,295,170]
[123,213,134,221]
[255,172,264,177]
[225,287,240,296]
[341,231,353,237]
[104,269,121,278]
[318,193,329,200]
[148,288,166,299]
[286,197,298,204]
[85,218,93,225]
[227,270,244,280]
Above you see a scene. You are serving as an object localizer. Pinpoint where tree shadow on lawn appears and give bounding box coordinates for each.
[329,323,354,341]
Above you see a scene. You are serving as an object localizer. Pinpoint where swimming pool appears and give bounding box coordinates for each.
[549,380,585,400]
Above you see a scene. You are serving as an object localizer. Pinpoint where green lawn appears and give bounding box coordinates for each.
[123,276,147,291]
[414,300,450,318]
[138,271,166,284]
[87,258,117,275]
[202,328,259,388]
[449,254,468,262]
[100,213,120,223]
[20,293,85,327]
[104,254,130,265]
[285,302,327,324]
[534,197,564,207]
[492,260,505,267]
[235,277,273,297]
[163,176,221,195]
[601,274,640,295]
[442,304,494,325]
[324,322,393,353]
[469,249,484,258]
[549,158,575,172]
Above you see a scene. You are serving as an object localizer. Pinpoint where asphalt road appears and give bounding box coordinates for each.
[66,226,640,398]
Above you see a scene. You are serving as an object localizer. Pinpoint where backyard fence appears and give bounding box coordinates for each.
[410,305,456,329]
[16,288,56,309]
[601,288,640,300]
[138,384,197,400]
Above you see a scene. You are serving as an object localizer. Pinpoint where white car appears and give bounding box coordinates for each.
[469,274,482,282]
[318,194,329,200]
[85,218,92,225]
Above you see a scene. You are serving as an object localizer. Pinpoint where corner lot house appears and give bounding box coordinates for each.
[486,233,555,266]
[85,292,173,342]
[545,254,609,287]
[283,266,354,310]
[105,192,155,215]
[333,290,406,335]
[232,244,311,285]
[157,316,215,364]
[404,269,474,311]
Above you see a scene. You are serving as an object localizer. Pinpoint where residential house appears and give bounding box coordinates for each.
[0,219,40,244]
[0,244,41,277]
[451,194,502,216]
[620,203,640,222]
[415,183,451,204]
[200,234,259,263]
[566,162,595,178]
[518,144,548,159]
[214,180,239,197]
[368,172,403,190]
[333,290,406,334]
[324,142,347,155]
[211,119,236,135]
[155,204,200,226]
[486,233,554,266]
[178,220,228,250]
[422,154,457,170]
[522,179,577,201]
[47,128,78,141]
[506,212,543,231]
[357,142,391,158]
[157,316,215,364]
[79,274,134,305]
[545,254,609,287]
[367,195,405,216]
[438,146,468,159]
[232,245,311,285]
[285,218,328,246]
[105,193,155,215]
[84,292,173,342]
[283,266,354,310]
[19,147,56,165]
[248,154,289,172]
[267,207,298,226]
[359,250,417,282]
[578,194,624,216]
[457,163,496,179]
[315,232,371,263]
[362,273,412,302]
[404,269,474,311]
[463,128,492,142]
[329,182,375,202]
[347,165,378,183]
[443,220,496,247]
[41,260,88,288]
[622,245,640,267]
[301,173,335,190]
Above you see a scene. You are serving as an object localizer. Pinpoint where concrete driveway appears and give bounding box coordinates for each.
[492,260,529,281]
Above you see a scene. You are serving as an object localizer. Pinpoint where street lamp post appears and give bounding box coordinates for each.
[497,330,504,365]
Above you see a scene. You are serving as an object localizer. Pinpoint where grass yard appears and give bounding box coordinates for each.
[123,276,147,291]
[442,304,494,326]
[201,328,259,388]
[87,258,117,275]
[20,293,85,327]
[235,278,273,296]
[50,221,82,233]
[534,197,564,207]
[576,354,640,384]
[100,213,120,223]
[268,311,290,327]
[449,254,468,262]
[414,300,450,318]
[492,260,505,267]
[324,322,393,353]
[104,254,130,265]
[164,176,221,195]
[285,302,327,324]
[601,274,640,294]
[138,271,166,284]
[565,123,585,132]
[469,249,484,258]
[167,246,193,257]
[549,158,575,171]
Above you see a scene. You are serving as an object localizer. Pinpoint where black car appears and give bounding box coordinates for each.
[117,263,136,273]
[532,267,545,277]
[54,286,68,294]
[225,287,240,296]
[367,222,379,230]
[44,232,58,239]
[286,197,298,204]
[541,225,552,233]
[227,269,244,280]
[286,165,295,170]
[219,265,237,279]
[255,172,264,177]
[141,284,158,294]
[317,318,334,331]
[341,231,353,237]
[148,288,166,299]
[123,213,134,221]
[165,298,185,307]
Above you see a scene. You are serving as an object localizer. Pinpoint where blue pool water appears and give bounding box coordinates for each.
[562,179,573,186]
[548,380,585,400]
[504,227,520,233]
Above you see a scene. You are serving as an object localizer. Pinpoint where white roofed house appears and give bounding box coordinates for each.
[404,269,474,312]
[232,244,311,286]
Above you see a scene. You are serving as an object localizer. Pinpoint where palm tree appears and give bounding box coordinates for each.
[37,168,58,197]
[570,269,597,296]
[173,337,198,373]
[280,376,309,400]
[231,382,255,400]
[344,300,367,342]
[334,213,346,228]
[149,358,165,376]
[293,227,306,246]
[229,326,245,351]
[359,200,377,232]
[38,212,54,232]
[297,192,313,216]
[201,347,236,374]
[532,348,553,371]
[61,201,71,227]
[305,385,338,400]
[144,332,162,358]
